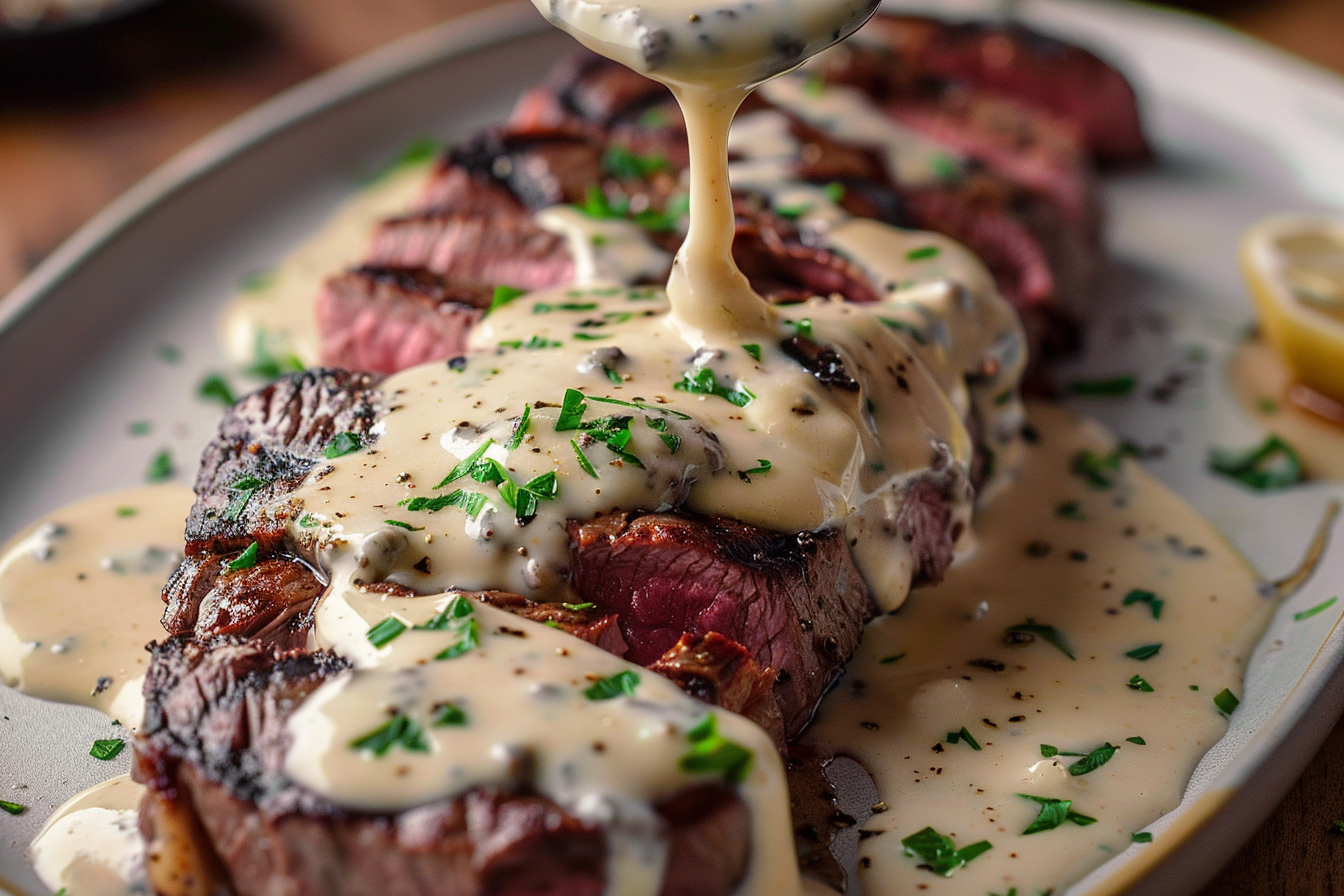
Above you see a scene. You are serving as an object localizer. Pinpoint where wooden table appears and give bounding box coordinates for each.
[2,0,1343,892]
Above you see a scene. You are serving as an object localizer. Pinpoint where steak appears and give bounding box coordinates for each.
[135,636,751,896]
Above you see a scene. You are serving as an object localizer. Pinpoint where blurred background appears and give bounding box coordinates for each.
[0,1,1342,892]
[0,0,1341,297]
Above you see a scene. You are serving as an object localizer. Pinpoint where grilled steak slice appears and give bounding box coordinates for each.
[317,266,492,375]
[135,636,750,896]
[368,212,573,292]
[867,14,1151,165]
[568,512,875,737]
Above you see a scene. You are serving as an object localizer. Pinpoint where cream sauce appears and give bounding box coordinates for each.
[30,776,149,896]
[1229,338,1344,480]
[290,575,796,896]
[0,487,192,728]
[804,403,1271,893]
[220,161,434,369]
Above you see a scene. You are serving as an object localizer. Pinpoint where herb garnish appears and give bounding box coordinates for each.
[900,826,991,876]
[489,285,526,314]
[1071,445,1137,489]
[787,318,814,340]
[906,246,941,261]
[198,374,236,406]
[1132,832,1154,843]
[572,439,599,478]
[1004,619,1076,660]
[417,597,480,660]
[498,335,562,350]
[145,450,173,482]
[127,420,151,436]
[1294,596,1337,621]
[90,738,125,760]
[879,653,906,665]
[505,405,532,450]
[1066,743,1118,776]
[400,490,488,517]
[945,727,982,751]
[562,602,595,611]
[1126,736,1146,745]
[877,317,929,345]
[583,670,640,701]
[433,702,468,727]
[679,714,753,784]
[247,332,304,380]
[366,616,408,648]
[1209,435,1303,490]
[601,145,670,179]
[1056,500,1086,520]
[534,301,599,314]
[556,389,588,430]
[742,343,762,361]
[224,475,270,521]
[1122,589,1164,620]
[227,542,260,571]
[1067,375,1136,398]
[1213,688,1240,716]
[674,367,754,407]
[742,459,772,476]
[350,711,429,757]
[383,519,423,531]
[0,800,25,816]
[116,506,137,517]
[1018,794,1097,834]
[324,431,362,458]
[1128,674,1155,692]
[1125,644,1162,660]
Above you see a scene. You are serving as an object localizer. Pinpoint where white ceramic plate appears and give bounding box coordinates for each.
[2,2,1344,894]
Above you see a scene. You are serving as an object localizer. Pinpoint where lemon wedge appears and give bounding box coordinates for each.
[1240,214,1344,404]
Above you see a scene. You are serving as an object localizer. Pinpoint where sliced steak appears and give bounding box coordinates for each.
[317,266,492,375]
[368,212,574,292]
[568,512,875,737]
[135,636,750,896]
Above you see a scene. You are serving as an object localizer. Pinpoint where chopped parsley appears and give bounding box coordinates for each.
[823,181,846,203]
[582,183,628,219]
[1125,643,1162,660]
[1018,794,1097,834]
[572,440,599,478]
[906,245,941,262]
[489,285,527,314]
[198,374,236,406]
[1004,619,1075,660]
[1056,500,1086,520]
[145,450,173,482]
[583,670,640,701]
[900,826,991,877]
[127,420,151,436]
[227,542,260,571]
[497,471,561,525]
[1126,736,1147,745]
[742,459,772,476]
[505,405,532,450]
[1208,435,1303,490]
[787,318,814,340]
[116,506,137,517]
[366,616,408,648]
[1067,375,1136,398]
[1128,674,1155,692]
[298,513,321,528]
[742,343,762,361]
[556,389,588,430]
[383,519,423,531]
[498,335,562,350]
[436,440,496,487]
[562,602,595,611]
[879,653,906,665]
[802,72,826,96]
[323,431,362,458]
[674,367,754,407]
[1294,596,1338,621]
[1066,743,1118,776]
[350,711,429,756]
[89,738,125,760]
[1071,445,1137,489]
[679,714,753,784]
[1213,687,1240,716]
[601,145,670,179]
[224,475,270,521]
[0,800,25,816]
[156,344,181,364]
[945,727,981,751]
[246,332,304,380]
[1132,831,1153,843]
[1123,588,1164,620]
[400,490,488,517]
[433,702,468,727]
[533,301,599,313]
[416,597,480,660]
[877,316,929,345]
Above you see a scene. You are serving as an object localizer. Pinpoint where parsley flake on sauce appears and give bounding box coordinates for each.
[945,727,982,751]
[1294,596,1337,621]
[1067,375,1136,398]
[583,670,640,701]
[0,800,25,816]
[900,826,991,877]
[678,714,753,784]
[197,374,236,406]
[1066,743,1119,776]
[1213,688,1240,716]
[145,450,174,482]
[1125,644,1162,661]
[488,286,526,314]
[1004,619,1076,660]
[89,738,125,761]
[1132,832,1154,843]
[350,711,429,757]
[1126,736,1147,745]
[323,431,362,459]
[366,616,408,648]
[432,702,468,727]
[1070,445,1137,489]
[1128,674,1155,692]
[1209,435,1303,490]
[905,245,941,262]
[505,405,532,450]
[1122,589,1164,620]
[674,367,755,407]
[1018,794,1097,834]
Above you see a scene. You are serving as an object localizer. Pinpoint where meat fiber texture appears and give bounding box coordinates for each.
[315,13,1148,379]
